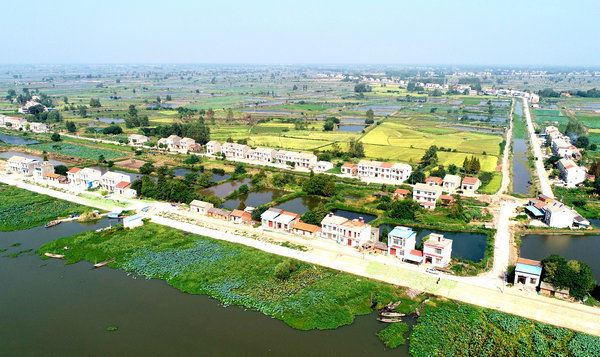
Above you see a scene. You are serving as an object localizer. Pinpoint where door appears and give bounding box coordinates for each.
[390,248,396,256]
[347,239,352,246]
[269,221,273,227]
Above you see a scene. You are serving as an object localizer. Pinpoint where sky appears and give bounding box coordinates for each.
[2,0,599,66]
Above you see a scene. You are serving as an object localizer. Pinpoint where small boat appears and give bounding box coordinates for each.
[106,213,120,219]
[377,317,403,323]
[45,220,61,228]
[380,311,406,318]
[95,226,111,233]
[44,252,65,259]
[94,257,116,269]
[385,300,402,311]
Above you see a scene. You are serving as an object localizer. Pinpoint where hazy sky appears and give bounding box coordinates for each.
[2,0,598,65]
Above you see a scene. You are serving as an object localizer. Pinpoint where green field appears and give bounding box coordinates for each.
[28,142,128,160]
[0,184,88,231]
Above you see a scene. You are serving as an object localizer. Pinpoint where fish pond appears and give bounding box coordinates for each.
[200,178,251,198]
[221,188,288,211]
[0,133,39,146]
[274,195,327,215]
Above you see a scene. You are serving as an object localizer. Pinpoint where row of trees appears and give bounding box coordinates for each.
[141,119,210,144]
[462,156,481,175]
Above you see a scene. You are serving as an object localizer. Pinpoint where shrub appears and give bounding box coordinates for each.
[274,259,297,280]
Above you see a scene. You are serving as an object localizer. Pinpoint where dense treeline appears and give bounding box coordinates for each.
[539,87,600,98]
[140,119,210,144]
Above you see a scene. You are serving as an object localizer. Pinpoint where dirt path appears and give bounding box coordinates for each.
[522,98,554,198]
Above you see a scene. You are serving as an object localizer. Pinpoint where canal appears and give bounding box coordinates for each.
[520,233,600,281]
[511,100,534,195]
[0,220,408,356]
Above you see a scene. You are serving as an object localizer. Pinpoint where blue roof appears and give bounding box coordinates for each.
[525,205,544,217]
[389,226,416,239]
[516,263,542,276]
[124,214,142,222]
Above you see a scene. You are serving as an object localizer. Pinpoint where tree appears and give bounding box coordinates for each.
[448,164,458,175]
[449,195,466,221]
[366,109,374,122]
[139,162,155,175]
[89,98,101,107]
[274,259,297,280]
[541,255,596,300]
[388,199,421,220]
[66,121,76,133]
[166,95,172,101]
[234,163,246,176]
[98,154,106,163]
[408,170,425,184]
[575,135,590,149]
[128,104,138,119]
[348,139,364,158]
[77,105,87,118]
[354,83,371,93]
[323,121,335,131]
[300,204,330,225]
[420,146,438,166]
[54,165,68,175]
[51,133,61,142]
[102,125,123,135]
[302,174,336,197]
[251,205,270,221]
[226,108,234,122]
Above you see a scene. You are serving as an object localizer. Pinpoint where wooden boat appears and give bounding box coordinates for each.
[377,317,403,323]
[95,226,111,233]
[94,257,116,269]
[384,300,402,311]
[106,213,120,219]
[380,311,406,318]
[45,220,61,228]
[44,252,65,259]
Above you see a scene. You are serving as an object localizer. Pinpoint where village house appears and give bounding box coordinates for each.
[544,202,576,228]
[29,122,50,133]
[341,163,357,175]
[461,176,481,192]
[260,208,299,231]
[189,200,214,215]
[128,134,149,146]
[442,174,461,192]
[100,171,130,192]
[291,221,321,238]
[439,195,455,206]
[540,282,570,299]
[7,156,40,176]
[387,226,417,260]
[320,213,372,247]
[514,258,542,289]
[314,161,334,173]
[425,176,443,186]
[114,181,136,197]
[179,137,196,151]
[230,209,253,225]
[412,182,443,210]
[0,116,27,130]
[123,214,144,229]
[207,207,231,220]
[44,173,63,184]
[158,135,181,150]
[246,147,277,163]
[356,160,412,184]
[33,161,54,180]
[557,158,586,188]
[393,188,410,200]
[205,141,221,155]
[275,150,317,168]
[423,233,452,267]
[319,213,349,240]
[19,100,47,115]
[66,167,81,185]
[221,142,250,159]
[552,137,577,158]
[78,167,103,189]
[6,156,26,174]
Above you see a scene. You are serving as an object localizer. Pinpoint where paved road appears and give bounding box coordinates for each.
[498,99,514,195]
[522,98,554,198]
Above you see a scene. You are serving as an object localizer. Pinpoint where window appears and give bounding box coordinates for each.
[435,248,442,255]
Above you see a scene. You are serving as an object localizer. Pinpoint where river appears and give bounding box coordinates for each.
[0,220,409,356]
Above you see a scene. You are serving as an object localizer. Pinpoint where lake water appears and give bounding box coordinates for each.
[0,150,67,166]
[274,195,327,215]
[338,125,366,132]
[520,233,600,281]
[0,220,407,356]
[378,225,487,263]
[332,209,377,223]
[200,178,251,198]
[97,117,125,124]
[173,169,231,182]
[221,188,288,210]
[0,133,39,146]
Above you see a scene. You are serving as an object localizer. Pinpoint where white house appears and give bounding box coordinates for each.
[260,208,299,231]
[557,158,586,188]
[412,182,443,210]
[314,161,334,173]
[78,167,103,189]
[246,147,277,163]
[275,150,317,168]
[222,142,250,159]
[128,134,149,146]
[461,176,481,192]
[551,137,576,158]
[387,226,417,260]
[319,213,348,240]
[7,156,40,176]
[205,141,221,155]
[291,221,321,238]
[544,202,575,228]
[320,213,372,247]
[6,156,26,174]
[341,163,357,175]
[158,135,181,150]
[514,258,542,289]
[442,174,461,192]
[100,171,130,192]
[190,200,214,215]
[356,160,412,184]
[29,122,50,133]
[423,233,452,267]
[179,137,196,151]
[114,181,136,197]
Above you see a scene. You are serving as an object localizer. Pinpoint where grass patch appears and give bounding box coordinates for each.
[377,322,409,348]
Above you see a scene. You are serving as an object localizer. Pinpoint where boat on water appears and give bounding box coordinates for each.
[45,220,61,228]
[377,317,403,323]
[380,311,406,318]
[106,213,120,219]
[44,252,65,259]
[94,257,116,269]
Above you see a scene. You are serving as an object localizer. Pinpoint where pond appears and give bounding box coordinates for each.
[200,178,251,198]
[338,125,366,133]
[0,220,407,356]
[378,225,488,263]
[0,150,67,166]
[221,188,288,211]
[511,139,533,195]
[0,133,39,146]
[274,195,327,215]
[332,209,377,223]
[520,233,600,281]
[96,117,125,124]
